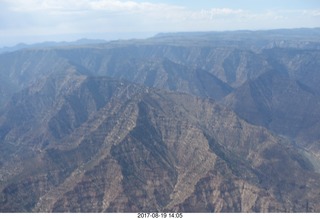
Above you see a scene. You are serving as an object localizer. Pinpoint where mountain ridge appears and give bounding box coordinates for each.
[0,38,108,55]
[1,28,320,212]
[1,72,320,212]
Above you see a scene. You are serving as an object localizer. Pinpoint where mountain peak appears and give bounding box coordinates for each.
[1,28,320,212]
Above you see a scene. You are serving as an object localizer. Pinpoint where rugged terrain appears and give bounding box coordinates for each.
[0,28,320,212]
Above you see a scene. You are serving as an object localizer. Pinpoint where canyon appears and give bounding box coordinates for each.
[0,28,320,212]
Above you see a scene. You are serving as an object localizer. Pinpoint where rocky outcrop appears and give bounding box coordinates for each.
[1,72,320,212]
[223,47,320,149]
[1,28,320,212]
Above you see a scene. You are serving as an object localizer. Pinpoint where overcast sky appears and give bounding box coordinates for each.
[1,0,320,46]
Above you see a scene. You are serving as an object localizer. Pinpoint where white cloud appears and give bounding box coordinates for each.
[0,0,320,46]
[3,0,87,12]
[306,9,320,16]
[90,0,175,12]
[205,8,244,16]
[3,0,183,14]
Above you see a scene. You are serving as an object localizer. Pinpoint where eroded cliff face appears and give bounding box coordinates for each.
[1,72,319,212]
[1,29,320,212]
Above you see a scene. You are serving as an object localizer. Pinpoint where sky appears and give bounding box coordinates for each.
[0,0,320,47]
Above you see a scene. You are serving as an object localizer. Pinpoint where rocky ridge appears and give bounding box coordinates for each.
[1,28,320,212]
[0,72,320,212]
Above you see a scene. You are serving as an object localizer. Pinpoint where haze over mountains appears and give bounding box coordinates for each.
[0,39,108,55]
[0,28,320,212]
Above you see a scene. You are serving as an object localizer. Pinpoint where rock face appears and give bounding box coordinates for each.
[0,72,319,212]
[1,28,320,212]
[223,47,320,148]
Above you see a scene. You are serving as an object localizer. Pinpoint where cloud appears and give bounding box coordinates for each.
[1,0,186,27]
[0,0,189,34]
[0,0,320,46]
[3,0,183,14]
[3,0,88,12]
[90,0,182,12]
[204,8,244,16]
[305,9,320,16]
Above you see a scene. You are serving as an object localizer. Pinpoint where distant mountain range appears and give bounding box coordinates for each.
[0,38,108,54]
[1,28,320,212]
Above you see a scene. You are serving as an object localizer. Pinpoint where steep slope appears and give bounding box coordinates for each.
[224,72,320,135]
[262,47,320,94]
[1,73,320,212]
[56,44,268,89]
[1,29,320,212]
[2,28,319,110]
[0,49,72,109]
[55,46,234,100]
[0,45,235,109]
[223,47,320,148]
